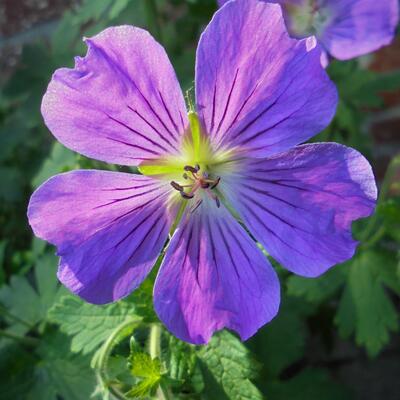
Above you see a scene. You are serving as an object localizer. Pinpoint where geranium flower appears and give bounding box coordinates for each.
[218,0,399,63]
[28,0,376,345]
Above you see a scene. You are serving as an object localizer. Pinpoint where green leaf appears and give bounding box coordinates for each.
[126,350,162,398]
[287,264,346,304]
[248,298,307,378]
[348,252,399,356]
[32,142,77,188]
[0,253,62,334]
[197,330,263,400]
[335,285,356,339]
[0,343,36,400]
[376,198,400,242]
[48,295,136,354]
[28,332,98,400]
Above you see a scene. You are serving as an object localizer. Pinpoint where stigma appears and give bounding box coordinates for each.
[170,164,221,212]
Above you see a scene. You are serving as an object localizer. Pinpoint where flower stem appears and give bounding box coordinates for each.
[144,0,163,43]
[96,318,141,400]
[0,329,38,346]
[148,324,173,400]
[149,323,162,359]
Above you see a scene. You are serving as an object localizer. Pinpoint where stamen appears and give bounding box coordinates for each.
[200,181,210,189]
[170,181,184,192]
[184,165,199,173]
[180,191,194,199]
[175,164,221,211]
[210,176,221,189]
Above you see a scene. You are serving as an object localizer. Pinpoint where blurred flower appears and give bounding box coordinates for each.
[218,0,399,63]
[28,1,376,344]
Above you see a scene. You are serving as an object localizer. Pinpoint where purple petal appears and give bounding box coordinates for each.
[196,1,337,158]
[28,170,178,304]
[153,200,280,345]
[219,143,377,277]
[319,0,399,60]
[42,26,188,166]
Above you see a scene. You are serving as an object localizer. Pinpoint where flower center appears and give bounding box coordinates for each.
[170,164,221,212]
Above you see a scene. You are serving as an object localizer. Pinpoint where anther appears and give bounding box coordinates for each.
[180,191,194,199]
[210,176,221,189]
[215,197,220,208]
[170,181,183,192]
[184,165,198,173]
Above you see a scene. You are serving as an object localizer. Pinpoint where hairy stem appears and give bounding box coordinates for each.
[96,318,141,400]
[149,324,173,400]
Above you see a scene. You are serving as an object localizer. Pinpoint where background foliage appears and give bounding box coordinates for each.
[0,1,399,399]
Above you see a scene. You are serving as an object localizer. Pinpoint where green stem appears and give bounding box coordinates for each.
[0,304,33,329]
[144,0,163,43]
[0,329,38,346]
[96,318,141,400]
[149,323,162,359]
[148,324,173,400]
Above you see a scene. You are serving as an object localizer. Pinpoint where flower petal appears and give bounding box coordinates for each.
[319,0,399,60]
[28,170,178,304]
[196,1,337,157]
[42,26,188,166]
[153,200,280,345]
[220,143,377,277]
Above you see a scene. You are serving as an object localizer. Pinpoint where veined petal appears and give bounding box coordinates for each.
[318,0,399,60]
[154,199,280,345]
[42,26,188,166]
[220,143,377,277]
[28,170,178,304]
[196,0,337,157]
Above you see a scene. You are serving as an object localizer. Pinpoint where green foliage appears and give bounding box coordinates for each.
[126,350,162,398]
[0,253,62,334]
[336,252,399,357]
[48,295,136,355]
[198,331,263,400]
[287,264,346,304]
[28,332,98,400]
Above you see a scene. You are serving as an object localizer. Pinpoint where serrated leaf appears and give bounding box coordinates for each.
[198,331,262,400]
[126,351,162,398]
[0,253,62,334]
[28,332,98,400]
[48,295,136,354]
[348,252,399,356]
[168,335,197,382]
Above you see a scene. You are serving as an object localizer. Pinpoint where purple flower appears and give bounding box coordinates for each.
[218,0,399,62]
[28,0,376,345]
